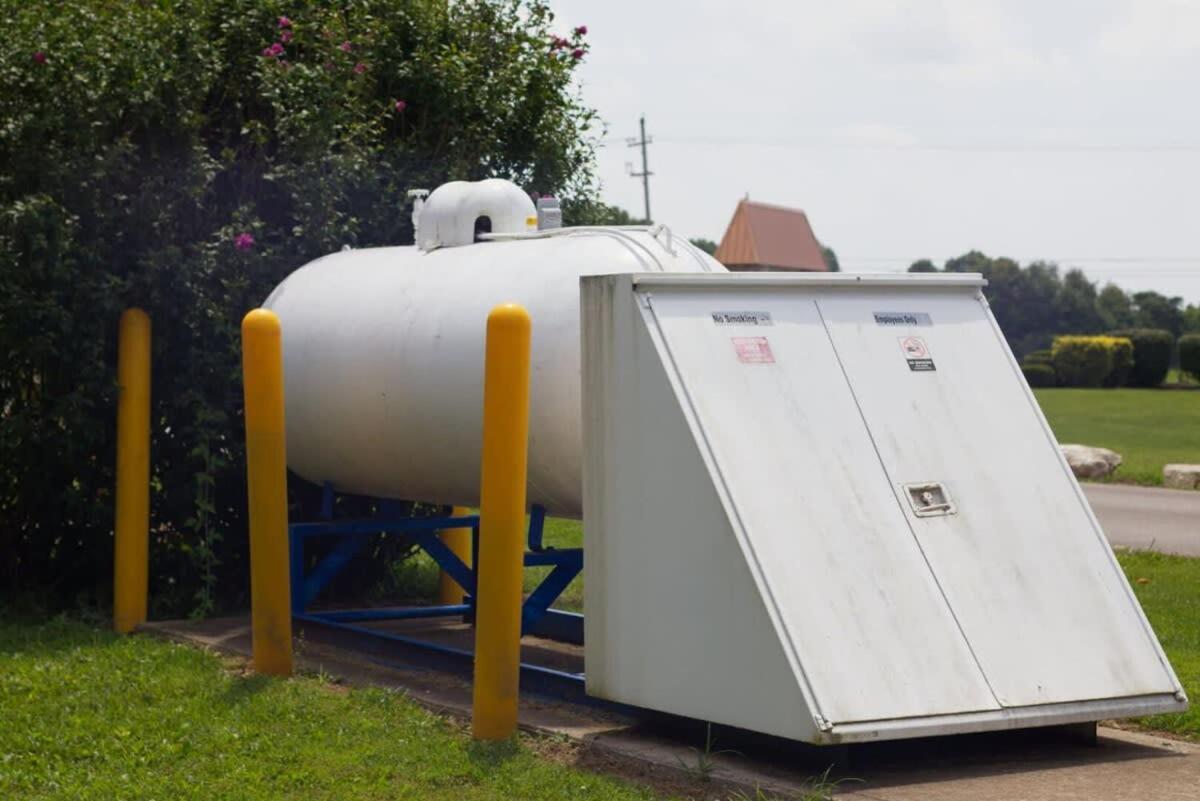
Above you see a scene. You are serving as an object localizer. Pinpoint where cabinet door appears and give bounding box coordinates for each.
[817,290,1176,707]
[643,287,998,724]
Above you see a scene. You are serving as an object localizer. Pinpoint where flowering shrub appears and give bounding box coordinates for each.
[0,0,597,614]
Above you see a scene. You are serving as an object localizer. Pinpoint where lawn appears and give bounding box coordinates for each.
[390,516,585,612]
[1118,550,1200,739]
[0,550,1194,799]
[424,518,1200,742]
[0,616,666,801]
[526,516,585,611]
[1032,388,1200,486]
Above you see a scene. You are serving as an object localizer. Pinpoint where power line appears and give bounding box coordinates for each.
[625,115,653,222]
[600,134,1200,154]
[845,256,1200,262]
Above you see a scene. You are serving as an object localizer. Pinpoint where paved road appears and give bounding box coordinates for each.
[1083,483,1200,556]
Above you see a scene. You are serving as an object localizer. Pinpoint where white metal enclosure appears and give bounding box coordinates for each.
[580,272,1186,744]
[264,229,721,517]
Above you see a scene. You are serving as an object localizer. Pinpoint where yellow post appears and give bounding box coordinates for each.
[113,308,151,634]
[241,308,293,676]
[437,506,473,604]
[472,304,532,741]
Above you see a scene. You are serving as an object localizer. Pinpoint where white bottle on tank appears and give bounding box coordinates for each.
[264,179,724,517]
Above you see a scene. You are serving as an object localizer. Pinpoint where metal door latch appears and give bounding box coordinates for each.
[904,482,956,517]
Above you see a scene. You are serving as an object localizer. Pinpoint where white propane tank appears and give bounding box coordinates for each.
[265,179,725,517]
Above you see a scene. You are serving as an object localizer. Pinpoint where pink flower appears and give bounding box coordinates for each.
[261,42,285,58]
[353,62,366,74]
[394,99,407,112]
[574,25,587,36]
[339,40,352,52]
[234,232,255,251]
[32,51,46,64]
[278,16,292,28]
[549,36,566,50]
[280,30,293,43]
[571,48,584,59]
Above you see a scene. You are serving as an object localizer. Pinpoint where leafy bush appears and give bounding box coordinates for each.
[1108,329,1175,387]
[0,0,596,613]
[1180,334,1200,382]
[1021,363,1057,388]
[1052,336,1131,388]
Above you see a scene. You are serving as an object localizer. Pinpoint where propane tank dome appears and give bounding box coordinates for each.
[416,178,537,251]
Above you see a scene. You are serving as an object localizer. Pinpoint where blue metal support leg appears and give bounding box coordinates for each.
[287,498,585,682]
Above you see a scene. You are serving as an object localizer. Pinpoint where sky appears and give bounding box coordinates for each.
[552,0,1200,304]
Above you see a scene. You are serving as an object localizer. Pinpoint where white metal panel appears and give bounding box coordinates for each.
[581,274,1185,744]
[817,289,1180,706]
[638,285,1000,725]
[264,231,721,517]
[582,275,818,741]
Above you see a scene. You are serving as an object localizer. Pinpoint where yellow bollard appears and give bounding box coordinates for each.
[113,308,151,634]
[472,304,532,741]
[241,308,293,676]
[437,506,473,604]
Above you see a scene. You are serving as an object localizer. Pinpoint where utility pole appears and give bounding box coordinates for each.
[626,115,653,223]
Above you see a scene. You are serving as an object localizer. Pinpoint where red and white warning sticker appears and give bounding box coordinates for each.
[898,336,936,371]
[732,336,775,364]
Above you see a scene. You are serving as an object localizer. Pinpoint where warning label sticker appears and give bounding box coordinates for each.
[898,336,936,371]
[732,336,775,364]
[712,311,773,326]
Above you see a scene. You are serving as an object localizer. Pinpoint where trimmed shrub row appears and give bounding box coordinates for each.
[1051,336,1134,388]
[1022,363,1057,387]
[1107,329,1174,387]
[1019,327,1188,388]
[1181,334,1200,382]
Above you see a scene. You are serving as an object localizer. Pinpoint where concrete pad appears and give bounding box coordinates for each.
[143,616,1199,800]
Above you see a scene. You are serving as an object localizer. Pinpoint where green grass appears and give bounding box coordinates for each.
[0,548,1195,800]
[386,516,585,612]
[0,616,669,801]
[1117,551,1200,739]
[525,517,584,612]
[1033,388,1200,485]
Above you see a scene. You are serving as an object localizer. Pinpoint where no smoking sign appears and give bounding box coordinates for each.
[898,336,936,371]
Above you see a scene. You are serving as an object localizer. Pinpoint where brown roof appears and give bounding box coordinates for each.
[714,199,828,271]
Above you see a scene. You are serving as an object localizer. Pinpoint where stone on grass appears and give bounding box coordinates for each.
[1061,444,1122,479]
[1163,464,1200,490]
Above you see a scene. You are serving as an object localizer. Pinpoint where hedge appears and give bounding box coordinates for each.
[1104,337,1134,387]
[1051,336,1132,388]
[1180,334,1200,382]
[1023,349,1054,367]
[1108,328,1174,387]
[0,0,597,614]
[1021,363,1057,388]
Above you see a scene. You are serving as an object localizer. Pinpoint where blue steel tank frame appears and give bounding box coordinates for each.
[288,483,584,686]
